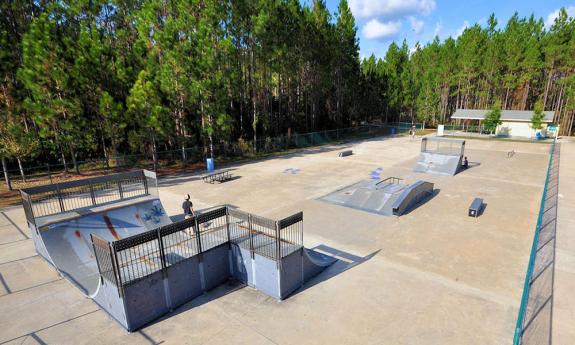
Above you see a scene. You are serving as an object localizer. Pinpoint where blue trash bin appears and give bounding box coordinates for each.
[206,158,215,172]
[391,128,396,135]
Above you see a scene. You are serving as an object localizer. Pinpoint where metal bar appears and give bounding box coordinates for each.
[143,175,149,195]
[111,243,123,297]
[118,180,124,200]
[89,185,96,206]
[248,214,254,258]
[91,234,105,284]
[275,221,281,267]
[195,217,202,254]
[56,184,65,213]
[157,229,166,271]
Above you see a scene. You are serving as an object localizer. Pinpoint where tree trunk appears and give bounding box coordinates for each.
[17,158,26,182]
[2,157,12,191]
[181,144,186,168]
[100,129,109,169]
[70,146,79,174]
[151,133,158,172]
[60,147,69,174]
[543,69,553,109]
[250,46,257,151]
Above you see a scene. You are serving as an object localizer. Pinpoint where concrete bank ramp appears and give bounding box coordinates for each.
[38,198,171,295]
[319,179,433,216]
[413,152,462,176]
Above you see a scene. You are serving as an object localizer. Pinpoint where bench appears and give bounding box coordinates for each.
[339,150,353,157]
[202,169,232,184]
[468,198,483,217]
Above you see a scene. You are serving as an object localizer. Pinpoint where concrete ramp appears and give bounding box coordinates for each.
[391,181,434,216]
[38,199,171,295]
[413,152,462,176]
[303,248,337,281]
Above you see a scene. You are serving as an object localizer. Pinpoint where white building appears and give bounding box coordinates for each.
[451,109,556,138]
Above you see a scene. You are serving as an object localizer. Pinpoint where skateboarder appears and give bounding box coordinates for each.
[182,194,195,219]
[462,156,469,169]
[411,125,416,140]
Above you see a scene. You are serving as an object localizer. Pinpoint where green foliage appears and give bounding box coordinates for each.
[531,100,545,130]
[1,1,575,171]
[484,101,503,133]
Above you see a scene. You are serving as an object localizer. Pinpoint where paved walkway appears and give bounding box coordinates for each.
[553,138,575,343]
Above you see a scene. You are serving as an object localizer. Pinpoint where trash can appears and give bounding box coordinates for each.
[391,128,396,135]
[206,158,215,172]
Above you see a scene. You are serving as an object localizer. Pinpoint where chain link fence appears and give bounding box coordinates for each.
[2,124,413,191]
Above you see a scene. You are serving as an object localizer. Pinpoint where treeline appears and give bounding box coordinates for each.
[1,0,363,171]
[1,1,574,173]
[362,11,575,131]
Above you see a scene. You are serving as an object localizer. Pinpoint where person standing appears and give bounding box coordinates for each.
[182,194,195,219]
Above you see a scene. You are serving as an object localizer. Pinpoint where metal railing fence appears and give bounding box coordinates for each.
[92,206,304,294]
[3,124,411,190]
[20,170,157,225]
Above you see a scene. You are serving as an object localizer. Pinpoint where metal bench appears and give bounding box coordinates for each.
[468,197,483,217]
[339,150,353,157]
[202,169,232,184]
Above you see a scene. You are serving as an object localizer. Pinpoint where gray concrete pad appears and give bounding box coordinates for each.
[552,139,575,344]
[0,136,562,345]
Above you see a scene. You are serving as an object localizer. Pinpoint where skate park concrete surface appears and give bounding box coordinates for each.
[1,135,573,345]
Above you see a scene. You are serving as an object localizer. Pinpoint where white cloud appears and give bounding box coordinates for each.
[545,6,575,28]
[455,21,469,38]
[409,16,424,35]
[433,21,442,37]
[350,0,436,20]
[362,19,402,40]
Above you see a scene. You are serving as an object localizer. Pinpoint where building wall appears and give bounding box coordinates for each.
[496,121,548,138]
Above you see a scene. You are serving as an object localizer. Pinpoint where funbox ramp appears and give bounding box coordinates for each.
[319,179,433,216]
[34,198,171,296]
[413,152,462,176]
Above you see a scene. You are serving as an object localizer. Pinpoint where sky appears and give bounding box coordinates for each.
[310,0,575,59]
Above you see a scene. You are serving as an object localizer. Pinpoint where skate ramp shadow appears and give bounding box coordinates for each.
[291,245,380,297]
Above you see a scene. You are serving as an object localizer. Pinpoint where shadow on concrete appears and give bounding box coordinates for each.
[459,162,481,174]
[399,188,440,216]
[290,245,381,297]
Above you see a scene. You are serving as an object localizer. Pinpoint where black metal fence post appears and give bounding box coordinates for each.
[275,221,281,269]
[111,243,123,297]
[248,214,254,258]
[194,217,202,254]
[117,180,124,199]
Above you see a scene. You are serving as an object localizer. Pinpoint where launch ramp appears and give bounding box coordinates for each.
[414,137,465,176]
